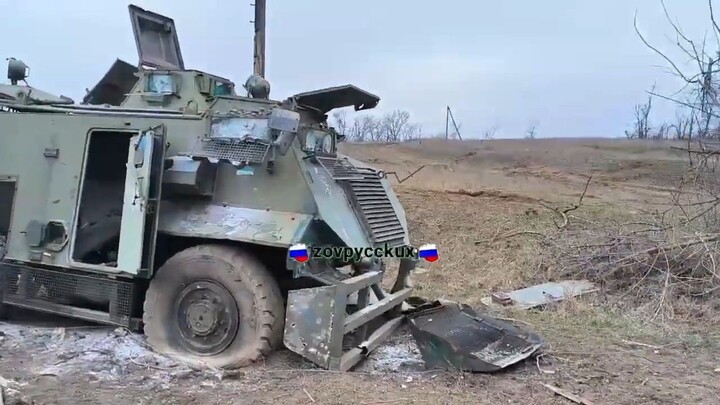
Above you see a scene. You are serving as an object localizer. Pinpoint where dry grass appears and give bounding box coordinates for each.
[394,187,551,302]
[347,138,720,403]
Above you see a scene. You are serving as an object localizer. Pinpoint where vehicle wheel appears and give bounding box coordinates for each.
[142,244,285,369]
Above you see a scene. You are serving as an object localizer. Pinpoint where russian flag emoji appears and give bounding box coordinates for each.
[289,243,310,262]
[417,243,439,262]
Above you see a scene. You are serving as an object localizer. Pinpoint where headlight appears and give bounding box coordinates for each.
[304,130,334,154]
[322,133,333,153]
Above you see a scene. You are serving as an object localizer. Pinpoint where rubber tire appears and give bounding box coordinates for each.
[142,244,285,369]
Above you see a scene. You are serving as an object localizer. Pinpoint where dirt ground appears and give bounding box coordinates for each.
[2,138,719,404]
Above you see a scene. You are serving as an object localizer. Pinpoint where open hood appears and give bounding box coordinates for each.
[128,4,185,70]
[291,85,380,114]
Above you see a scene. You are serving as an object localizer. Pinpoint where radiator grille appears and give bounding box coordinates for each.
[346,168,406,247]
[0,265,136,326]
[183,137,270,165]
[317,156,365,180]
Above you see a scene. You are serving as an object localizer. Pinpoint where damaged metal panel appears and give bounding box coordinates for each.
[291,85,380,113]
[82,59,139,106]
[284,280,413,371]
[298,154,370,248]
[480,280,598,310]
[209,116,271,141]
[158,201,312,247]
[406,301,544,372]
[316,156,364,181]
[180,112,275,165]
[283,286,339,369]
[162,157,216,197]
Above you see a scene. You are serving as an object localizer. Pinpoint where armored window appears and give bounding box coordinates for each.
[210,117,270,141]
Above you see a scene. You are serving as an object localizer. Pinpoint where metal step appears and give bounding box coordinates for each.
[306,267,353,285]
[344,287,411,334]
[309,270,381,291]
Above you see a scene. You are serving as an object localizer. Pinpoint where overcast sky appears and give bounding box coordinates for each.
[1,0,716,138]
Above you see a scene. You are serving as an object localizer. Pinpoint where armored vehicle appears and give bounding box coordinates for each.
[0,5,419,371]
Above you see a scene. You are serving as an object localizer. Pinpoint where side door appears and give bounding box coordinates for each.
[0,177,17,261]
[116,125,166,276]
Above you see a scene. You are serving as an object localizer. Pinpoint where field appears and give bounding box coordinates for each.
[2,138,720,404]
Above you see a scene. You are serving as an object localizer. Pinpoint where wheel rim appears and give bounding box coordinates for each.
[174,280,239,356]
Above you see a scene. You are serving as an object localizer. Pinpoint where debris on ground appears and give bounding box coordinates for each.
[0,321,220,390]
[404,300,544,372]
[0,374,28,405]
[356,327,424,373]
[0,318,430,382]
[542,383,594,405]
[480,280,598,309]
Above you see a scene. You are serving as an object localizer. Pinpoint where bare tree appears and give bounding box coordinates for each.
[381,110,420,142]
[634,0,720,139]
[525,123,538,139]
[483,126,499,140]
[672,109,696,140]
[631,1,720,226]
[626,88,654,139]
[405,124,423,142]
[347,115,379,142]
[654,122,670,139]
[340,110,422,143]
[331,110,348,138]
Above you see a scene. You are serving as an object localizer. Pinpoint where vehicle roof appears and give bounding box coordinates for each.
[0,101,203,119]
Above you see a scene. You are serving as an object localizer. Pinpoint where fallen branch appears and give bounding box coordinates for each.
[540,175,592,229]
[446,188,539,203]
[536,354,555,374]
[474,230,546,245]
[621,340,661,350]
[610,234,720,271]
[542,383,594,405]
[303,388,315,403]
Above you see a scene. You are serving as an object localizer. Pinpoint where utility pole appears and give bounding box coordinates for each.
[252,0,266,77]
[445,106,462,140]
